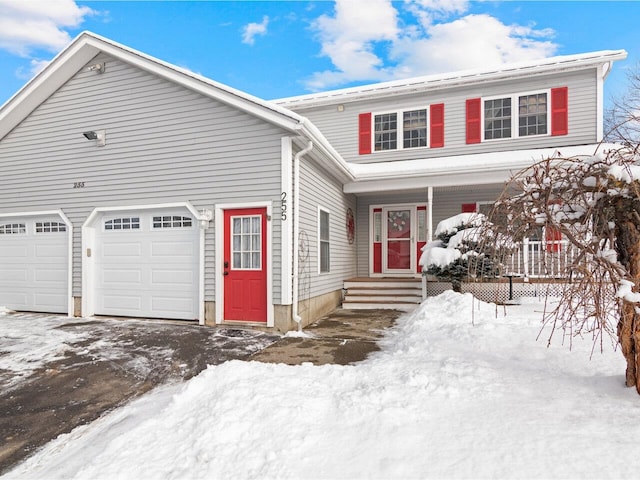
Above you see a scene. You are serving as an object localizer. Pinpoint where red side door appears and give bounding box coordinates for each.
[223,208,267,323]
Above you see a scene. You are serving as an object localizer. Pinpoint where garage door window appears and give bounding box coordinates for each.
[35,221,67,233]
[104,217,140,230]
[152,215,193,228]
[0,223,26,234]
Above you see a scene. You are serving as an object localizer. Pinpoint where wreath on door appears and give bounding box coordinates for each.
[346,208,355,244]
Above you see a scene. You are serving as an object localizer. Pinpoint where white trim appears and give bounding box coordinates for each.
[280,136,293,304]
[597,64,604,141]
[317,206,331,275]
[214,201,274,327]
[82,201,206,322]
[276,50,627,108]
[481,89,551,142]
[368,203,423,278]
[0,209,73,316]
[370,106,430,153]
[345,142,619,193]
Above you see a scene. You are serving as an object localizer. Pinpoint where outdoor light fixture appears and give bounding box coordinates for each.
[87,62,105,73]
[82,130,106,147]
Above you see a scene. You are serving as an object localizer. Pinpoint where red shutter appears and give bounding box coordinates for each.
[430,103,444,148]
[551,87,568,136]
[461,203,477,213]
[358,112,372,154]
[545,227,563,252]
[465,98,481,144]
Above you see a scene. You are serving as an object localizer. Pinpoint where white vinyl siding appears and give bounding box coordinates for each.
[0,53,287,304]
[284,69,597,164]
[297,154,357,299]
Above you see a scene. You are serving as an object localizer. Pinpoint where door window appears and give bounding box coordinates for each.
[231,216,261,270]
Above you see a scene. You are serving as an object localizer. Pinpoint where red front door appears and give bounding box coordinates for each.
[223,208,267,322]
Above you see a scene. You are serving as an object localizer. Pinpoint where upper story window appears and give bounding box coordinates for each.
[484,91,548,141]
[484,97,512,140]
[403,109,428,148]
[518,93,548,137]
[374,109,427,151]
[359,103,444,154]
[374,112,398,151]
[467,87,567,144]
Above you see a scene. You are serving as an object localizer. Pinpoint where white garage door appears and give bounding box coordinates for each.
[0,216,69,313]
[94,210,199,320]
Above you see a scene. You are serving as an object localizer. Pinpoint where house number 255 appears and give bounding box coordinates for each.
[281,192,287,221]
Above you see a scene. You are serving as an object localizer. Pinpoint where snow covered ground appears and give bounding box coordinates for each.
[5,292,640,480]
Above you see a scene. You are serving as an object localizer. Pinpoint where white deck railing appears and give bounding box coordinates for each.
[505,239,579,279]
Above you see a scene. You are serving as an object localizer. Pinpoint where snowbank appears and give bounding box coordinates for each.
[6,292,636,480]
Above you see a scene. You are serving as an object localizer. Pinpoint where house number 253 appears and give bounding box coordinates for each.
[281,192,287,221]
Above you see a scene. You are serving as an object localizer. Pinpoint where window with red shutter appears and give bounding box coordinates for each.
[430,103,444,148]
[461,203,477,213]
[466,98,481,144]
[551,87,568,136]
[358,112,372,154]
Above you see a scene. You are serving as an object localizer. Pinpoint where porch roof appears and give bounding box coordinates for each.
[343,143,621,194]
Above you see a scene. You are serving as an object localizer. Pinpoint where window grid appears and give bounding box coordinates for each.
[232,216,261,270]
[152,215,193,229]
[484,97,511,140]
[374,113,397,151]
[518,93,548,136]
[104,217,140,230]
[403,109,427,148]
[417,210,426,242]
[0,223,26,234]
[35,221,66,233]
[319,209,330,273]
[373,211,382,243]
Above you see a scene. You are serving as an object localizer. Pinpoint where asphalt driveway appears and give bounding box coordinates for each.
[0,312,279,474]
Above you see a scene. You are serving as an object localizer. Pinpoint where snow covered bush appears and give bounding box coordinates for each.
[420,212,506,292]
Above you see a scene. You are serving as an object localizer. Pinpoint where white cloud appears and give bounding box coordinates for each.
[307,0,400,88]
[0,0,95,56]
[242,16,269,45]
[391,14,557,77]
[306,0,558,91]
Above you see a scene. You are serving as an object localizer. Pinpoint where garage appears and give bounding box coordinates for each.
[93,209,200,320]
[0,214,70,314]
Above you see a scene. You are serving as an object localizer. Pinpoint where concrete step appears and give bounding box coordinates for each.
[342,301,418,311]
[345,293,421,303]
[346,287,422,295]
[344,280,422,290]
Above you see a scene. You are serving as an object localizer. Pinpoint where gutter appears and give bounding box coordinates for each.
[292,141,314,331]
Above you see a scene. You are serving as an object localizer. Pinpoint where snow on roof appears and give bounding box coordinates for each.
[344,143,623,193]
[275,50,627,108]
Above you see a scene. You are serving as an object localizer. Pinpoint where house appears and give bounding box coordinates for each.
[0,31,627,330]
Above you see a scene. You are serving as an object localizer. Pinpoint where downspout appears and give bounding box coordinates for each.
[292,141,314,331]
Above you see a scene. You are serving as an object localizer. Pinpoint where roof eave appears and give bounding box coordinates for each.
[276,50,628,109]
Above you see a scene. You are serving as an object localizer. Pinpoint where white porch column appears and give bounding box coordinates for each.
[427,186,434,242]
